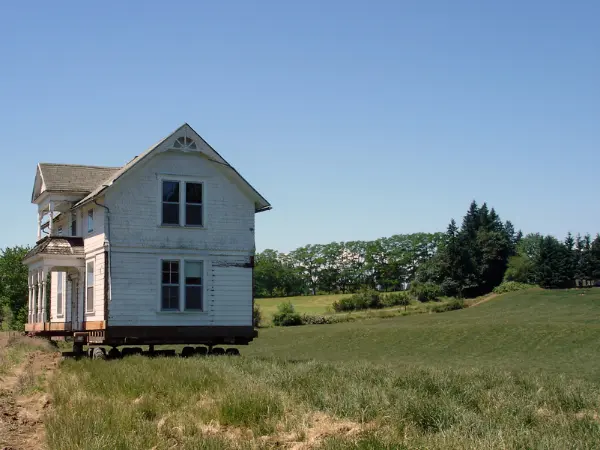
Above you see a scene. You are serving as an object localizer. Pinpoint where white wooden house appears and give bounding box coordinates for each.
[23,124,270,355]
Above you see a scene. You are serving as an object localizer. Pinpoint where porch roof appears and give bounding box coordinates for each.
[24,236,85,261]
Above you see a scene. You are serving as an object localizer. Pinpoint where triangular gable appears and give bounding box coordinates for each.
[73,123,271,212]
[31,165,45,202]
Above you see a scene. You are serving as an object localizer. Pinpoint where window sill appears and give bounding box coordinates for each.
[85,311,95,316]
[158,224,207,230]
[156,310,208,315]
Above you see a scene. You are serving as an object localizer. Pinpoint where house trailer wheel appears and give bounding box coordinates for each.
[108,347,121,359]
[210,347,225,356]
[225,348,240,356]
[181,346,195,358]
[195,347,208,356]
[121,347,134,357]
[92,347,106,360]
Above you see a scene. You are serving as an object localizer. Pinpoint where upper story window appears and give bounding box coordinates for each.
[161,180,204,227]
[87,209,94,233]
[162,181,180,225]
[71,213,77,236]
[173,136,197,150]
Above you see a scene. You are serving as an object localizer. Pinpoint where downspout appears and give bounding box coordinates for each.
[93,200,112,312]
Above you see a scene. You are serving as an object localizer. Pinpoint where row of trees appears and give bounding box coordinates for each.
[0,246,30,330]
[255,233,445,298]
[256,200,600,299]
[505,232,600,289]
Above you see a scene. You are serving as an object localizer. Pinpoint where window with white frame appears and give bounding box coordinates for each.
[86,261,94,313]
[161,180,204,227]
[161,260,180,310]
[185,261,203,310]
[57,272,64,316]
[57,226,63,236]
[160,259,204,311]
[71,213,77,236]
[162,181,180,225]
[87,209,94,233]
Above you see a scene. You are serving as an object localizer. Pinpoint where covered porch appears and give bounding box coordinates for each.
[23,237,86,334]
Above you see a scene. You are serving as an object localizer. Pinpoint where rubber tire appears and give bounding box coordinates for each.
[225,348,240,356]
[195,347,208,356]
[210,347,225,356]
[87,348,94,358]
[107,347,121,359]
[121,347,134,357]
[181,346,195,358]
[92,347,106,360]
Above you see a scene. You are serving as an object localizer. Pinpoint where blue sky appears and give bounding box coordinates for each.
[1,1,598,252]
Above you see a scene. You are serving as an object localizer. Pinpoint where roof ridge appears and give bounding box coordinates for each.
[39,163,121,169]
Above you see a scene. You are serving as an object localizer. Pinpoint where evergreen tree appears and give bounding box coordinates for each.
[536,236,573,289]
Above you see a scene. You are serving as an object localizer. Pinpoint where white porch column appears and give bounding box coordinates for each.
[37,210,43,241]
[41,269,47,324]
[27,271,32,324]
[49,201,54,235]
[36,270,43,323]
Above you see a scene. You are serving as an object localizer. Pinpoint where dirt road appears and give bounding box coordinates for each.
[0,335,60,450]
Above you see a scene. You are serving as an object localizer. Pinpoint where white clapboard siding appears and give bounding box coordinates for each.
[104,151,255,252]
[108,252,252,327]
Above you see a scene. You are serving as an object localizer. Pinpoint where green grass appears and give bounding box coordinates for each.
[45,288,600,449]
[256,293,348,318]
[248,288,600,381]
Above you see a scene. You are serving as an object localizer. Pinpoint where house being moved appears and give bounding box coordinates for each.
[23,123,271,357]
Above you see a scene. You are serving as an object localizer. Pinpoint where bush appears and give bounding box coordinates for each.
[253,304,262,328]
[272,302,302,326]
[492,281,536,294]
[332,290,383,312]
[382,291,412,310]
[410,282,442,302]
[430,299,465,313]
[300,314,332,325]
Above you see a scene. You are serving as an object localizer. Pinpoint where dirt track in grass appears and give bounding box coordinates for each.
[0,335,60,450]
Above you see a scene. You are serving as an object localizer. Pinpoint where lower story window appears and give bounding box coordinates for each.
[185,261,203,310]
[86,261,94,313]
[160,259,204,311]
[161,260,180,310]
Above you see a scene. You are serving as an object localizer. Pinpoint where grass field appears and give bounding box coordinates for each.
[255,293,348,318]
[42,288,600,449]
[255,293,457,324]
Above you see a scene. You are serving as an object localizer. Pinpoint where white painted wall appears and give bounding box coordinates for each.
[108,252,252,326]
[104,149,256,327]
[104,151,255,252]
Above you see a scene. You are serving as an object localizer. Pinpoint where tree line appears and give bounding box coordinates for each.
[256,201,600,298]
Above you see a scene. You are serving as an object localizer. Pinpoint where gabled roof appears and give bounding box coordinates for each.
[33,163,120,201]
[73,123,271,213]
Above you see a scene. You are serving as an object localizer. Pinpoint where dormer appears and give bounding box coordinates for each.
[32,163,120,240]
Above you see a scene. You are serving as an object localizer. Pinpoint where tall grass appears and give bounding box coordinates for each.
[47,356,600,449]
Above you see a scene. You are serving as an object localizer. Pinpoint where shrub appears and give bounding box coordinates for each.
[492,281,536,294]
[272,302,302,326]
[301,314,332,325]
[253,304,262,328]
[430,299,465,313]
[332,290,383,312]
[410,282,442,302]
[383,291,412,310]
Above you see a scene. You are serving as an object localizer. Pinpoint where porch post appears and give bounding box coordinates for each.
[37,210,43,241]
[35,270,42,322]
[27,271,32,324]
[49,201,54,235]
[41,268,47,324]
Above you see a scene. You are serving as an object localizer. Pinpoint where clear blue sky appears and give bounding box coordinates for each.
[1,1,598,252]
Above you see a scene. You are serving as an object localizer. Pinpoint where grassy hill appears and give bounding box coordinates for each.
[45,288,600,449]
[250,288,600,380]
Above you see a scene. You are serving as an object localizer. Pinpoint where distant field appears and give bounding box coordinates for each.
[41,288,600,448]
[255,293,348,318]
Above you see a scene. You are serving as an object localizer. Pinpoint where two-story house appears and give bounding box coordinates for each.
[23,123,270,357]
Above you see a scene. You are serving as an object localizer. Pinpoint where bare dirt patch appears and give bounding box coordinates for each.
[0,335,60,450]
[469,293,498,308]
